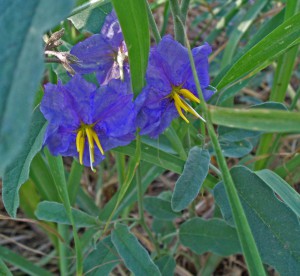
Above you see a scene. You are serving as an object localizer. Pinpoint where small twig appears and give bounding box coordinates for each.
[45,57,61,63]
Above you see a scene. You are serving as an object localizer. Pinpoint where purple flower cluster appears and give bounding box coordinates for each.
[70,11,130,86]
[41,11,213,169]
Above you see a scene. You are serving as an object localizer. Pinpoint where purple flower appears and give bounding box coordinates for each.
[135,35,212,138]
[70,11,130,85]
[40,75,135,170]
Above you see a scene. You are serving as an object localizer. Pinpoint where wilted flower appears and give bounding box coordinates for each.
[70,11,130,85]
[135,35,212,138]
[40,75,135,171]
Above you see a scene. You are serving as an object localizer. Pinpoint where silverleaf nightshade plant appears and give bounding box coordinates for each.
[70,11,130,86]
[135,35,213,138]
[40,75,136,171]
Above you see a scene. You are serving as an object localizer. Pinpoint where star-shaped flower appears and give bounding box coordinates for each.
[70,11,130,85]
[40,75,135,170]
[135,35,213,138]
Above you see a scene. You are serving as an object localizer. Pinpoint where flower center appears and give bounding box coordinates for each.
[169,86,201,123]
[117,46,128,81]
[76,123,104,171]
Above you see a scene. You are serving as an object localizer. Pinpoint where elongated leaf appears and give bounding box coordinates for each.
[171,148,210,211]
[45,151,83,274]
[111,223,161,275]
[0,0,74,174]
[255,170,300,217]
[0,259,12,276]
[2,109,47,217]
[113,142,185,174]
[154,256,176,276]
[30,153,60,202]
[214,12,300,89]
[67,160,84,205]
[0,245,52,276]
[179,218,241,256]
[144,197,181,220]
[214,166,300,275]
[84,236,120,275]
[221,0,267,68]
[208,105,300,133]
[35,201,100,227]
[69,2,112,33]
[112,0,150,96]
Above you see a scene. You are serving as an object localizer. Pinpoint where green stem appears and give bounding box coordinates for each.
[145,0,161,43]
[136,137,161,255]
[209,163,222,177]
[181,19,266,275]
[45,150,83,275]
[58,224,69,276]
[169,0,185,45]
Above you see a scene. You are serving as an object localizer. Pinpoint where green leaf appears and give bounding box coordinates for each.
[35,201,99,227]
[144,197,181,220]
[83,236,120,275]
[179,218,241,256]
[113,141,185,174]
[2,109,47,217]
[154,255,176,276]
[30,153,60,202]
[152,219,176,239]
[0,258,12,276]
[45,151,83,274]
[0,245,52,276]
[208,105,300,133]
[214,12,300,89]
[67,160,84,205]
[210,139,253,158]
[218,126,260,142]
[112,0,150,96]
[171,147,210,211]
[111,223,161,276]
[214,166,300,275]
[255,169,300,217]
[0,0,74,174]
[69,2,112,33]
[220,0,268,68]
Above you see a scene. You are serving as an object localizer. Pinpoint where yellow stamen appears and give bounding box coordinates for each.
[76,123,105,170]
[173,93,188,111]
[79,136,85,165]
[86,128,95,163]
[76,130,82,152]
[178,88,200,103]
[174,99,189,123]
[91,130,104,155]
[182,100,206,123]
